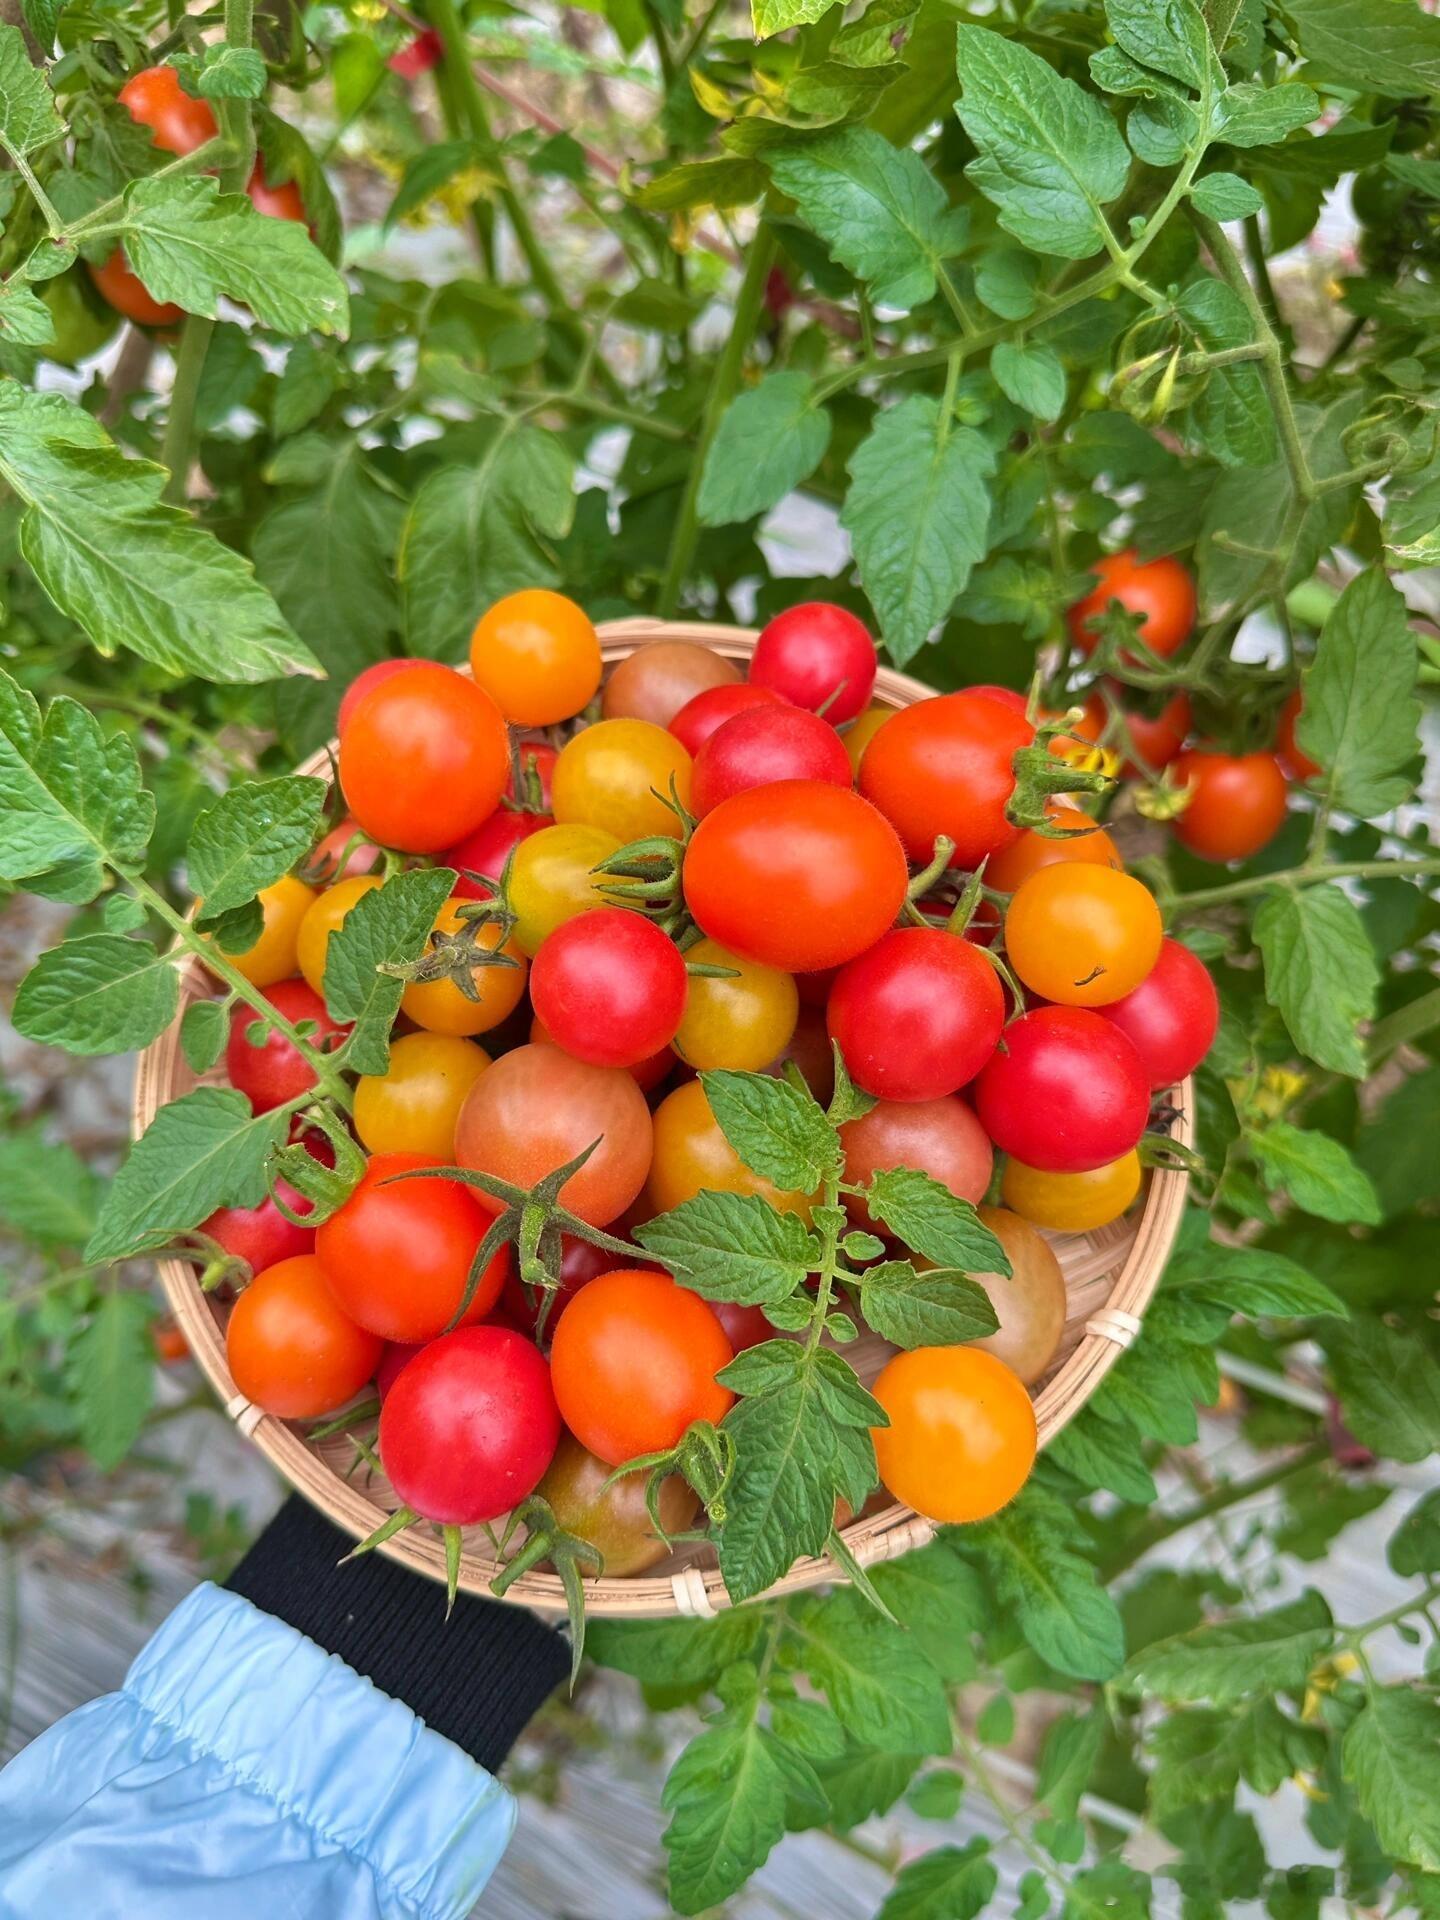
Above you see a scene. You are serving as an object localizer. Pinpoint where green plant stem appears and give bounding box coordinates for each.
[217,0,256,192]
[431,45,496,273]
[159,317,215,505]
[1101,1438,1330,1580]
[952,1717,1067,1893]
[1367,985,1440,1064]
[1340,1582,1440,1648]
[48,678,249,773]
[678,0,728,68]
[63,139,231,248]
[0,136,64,238]
[804,1170,843,1356]
[658,219,777,615]
[1169,857,1440,918]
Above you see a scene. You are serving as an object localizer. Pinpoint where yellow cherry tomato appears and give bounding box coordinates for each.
[353,1031,491,1160]
[674,936,798,1073]
[508,822,624,957]
[645,1079,813,1221]
[296,875,384,996]
[1004,864,1162,1008]
[842,705,893,776]
[469,588,602,727]
[400,899,528,1036]
[1001,1150,1142,1233]
[552,719,693,843]
[204,873,314,989]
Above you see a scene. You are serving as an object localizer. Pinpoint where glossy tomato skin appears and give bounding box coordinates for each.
[827,927,1005,1099]
[530,908,688,1068]
[684,781,908,972]
[647,1079,812,1220]
[353,1031,490,1160]
[296,875,383,996]
[871,1345,1036,1524]
[375,1340,424,1401]
[380,1325,560,1526]
[1067,548,1196,660]
[676,937,798,1073]
[839,1095,992,1236]
[225,977,350,1113]
[963,1208,1066,1386]
[400,899,528,1037]
[550,1269,734,1466]
[1001,1151,1141,1233]
[119,66,217,155]
[1095,937,1218,1089]
[202,1183,315,1275]
[841,705,892,775]
[975,1006,1151,1173]
[531,1014,674,1093]
[470,589,601,727]
[602,640,740,727]
[1120,690,1191,773]
[340,663,510,853]
[967,684,1029,714]
[206,874,314,989]
[985,803,1122,894]
[246,162,305,221]
[749,603,877,726]
[226,1255,382,1419]
[455,1043,653,1227]
[709,1299,771,1354]
[858,692,1032,868]
[338,660,412,734]
[317,1151,504,1343]
[1276,688,1320,780]
[445,808,549,901]
[509,822,623,956]
[309,817,382,884]
[692,703,852,816]
[536,1432,699,1575]
[670,683,787,758]
[1005,865,1163,1009]
[1171,749,1288,862]
[88,249,183,326]
[552,718,693,843]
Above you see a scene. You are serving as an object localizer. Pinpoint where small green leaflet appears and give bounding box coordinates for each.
[180,998,228,1074]
[0,23,65,156]
[1164,1239,1347,1319]
[0,1124,103,1245]
[322,866,456,1074]
[1249,1122,1381,1226]
[638,1190,821,1304]
[1357,1064,1440,1219]
[66,1288,156,1471]
[1189,171,1264,219]
[1120,1589,1334,1704]
[1213,81,1319,147]
[385,140,488,230]
[1036,1709,1106,1820]
[272,341,340,439]
[12,933,179,1056]
[955,26,1130,260]
[1283,0,1440,100]
[973,248,1038,320]
[1298,567,1420,818]
[1343,1687,1440,1873]
[1388,1489,1440,1577]
[193,44,266,99]
[1147,1699,1323,1814]
[118,176,349,338]
[1254,883,1378,1078]
[1045,1404,1158,1505]
[633,157,766,213]
[0,667,153,902]
[863,1166,1009,1272]
[1326,1315,1440,1464]
[699,1068,838,1193]
[766,128,967,311]
[789,1588,952,1754]
[661,1694,808,1913]
[876,1839,997,1920]
[1179,277,1277,468]
[1104,0,1222,94]
[990,342,1067,423]
[86,1087,290,1263]
[751,0,838,41]
[587,1608,765,1688]
[840,395,994,667]
[860,1260,999,1348]
[698,373,832,527]
[187,776,327,919]
[961,1485,1126,1680]
[0,280,56,347]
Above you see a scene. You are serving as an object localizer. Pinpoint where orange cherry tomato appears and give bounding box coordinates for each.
[1005,865,1162,1008]
[203,874,315,989]
[226,1254,382,1418]
[296,875,384,996]
[1171,749,1289,862]
[1067,548,1196,660]
[119,66,217,156]
[1276,688,1320,781]
[339,663,510,854]
[858,691,1032,869]
[646,1078,813,1221]
[399,899,529,1037]
[871,1345,1036,1524]
[985,803,1122,893]
[470,589,602,727]
[1001,1151,1141,1233]
[88,249,183,327]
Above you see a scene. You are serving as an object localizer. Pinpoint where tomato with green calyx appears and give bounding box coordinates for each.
[1067,548,1196,660]
[296,875,384,996]
[839,1095,993,1234]
[1095,937,1218,1090]
[985,802,1121,893]
[827,926,1004,1100]
[963,1207,1066,1387]
[603,639,740,728]
[550,1268,734,1467]
[684,780,908,972]
[1001,1151,1141,1234]
[400,898,528,1038]
[692,703,852,816]
[119,65,217,155]
[203,873,315,989]
[225,977,350,1113]
[674,936,797,1073]
[226,1254,382,1419]
[536,1431,699,1576]
[670,683,787,757]
[750,602,876,726]
[858,691,1031,869]
[646,1078,813,1221]
[871,1345,1036,1524]
[530,908,687,1068]
[379,1325,560,1525]
[552,718,693,843]
[1171,749,1288,862]
[316,1150,504,1342]
[503,1233,631,1335]
[353,1031,490,1160]
[1005,865,1162,1009]
[470,589,601,726]
[202,1182,314,1276]
[509,822,625,955]
[975,1006,1150,1173]
[509,740,559,811]
[455,1042,653,1227]
[340,663,509,853]
[88,249,183,326]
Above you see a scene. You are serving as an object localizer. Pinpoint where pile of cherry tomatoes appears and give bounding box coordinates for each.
[200,575,1232,1579]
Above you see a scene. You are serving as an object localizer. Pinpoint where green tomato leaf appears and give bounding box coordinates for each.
[1326,1315,1440,1464]
[699,1068,838,1193]
[86,1086,290,1264]
[1388,1489,1440,1578]
[187,776,327,918]
[1036,1710,1106,1820]
[840,395,994,667]
[865,1537,991,1681]
[789,1587,952,1754]
[192,43,267,99]
[973,247,1039,320]
[322,866,457,1075]
[0,279,57,347]
[1298,566,1421,818]
[638,1191,822,1304]
[1254,882,1378,1078]
[1147,1699,1325,1814]
[863,1166,1009,1272]
[253,109,343,266]
[1213,81,1319,147]
[661,1695,800,1913]
[1104,0,1222,92]
[961,1485,1126,1680]
[0,23,65,155]
[179,997,228,1074]
[12,933,178,1056]
[1165,1238,1347,1319]
[66,1287,155,1470]
[271,341,341,440]
[587,1608,764,1687]
[1189,170,1265,219]
[1178,278,1277,468]
[876,1839,997,1920]
[1045,1404,1159,1505]
[955,25,1131,260]
[1249,1122,1382,1226]
[698,373,832,527]
[1120,1590,1334,1703]
[1283,0,1440,98]
[633,156,767,212]
[766,127,968,311]
[0,1124,103,1245]
[1343,1687,1440,1873]
[860,1259,999,1348]
[751,0,839,41]
[990,342,1067,423]
[1357,1065,1440,1220]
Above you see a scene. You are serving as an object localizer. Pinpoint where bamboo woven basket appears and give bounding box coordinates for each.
[137,617,1193,1619]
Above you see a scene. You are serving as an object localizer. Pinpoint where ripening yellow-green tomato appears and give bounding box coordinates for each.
[674,936,798,1072]
[842,705,893,777]
[353,1031,491,1159]
[645,1079,813,1222]
[203,874,314,989]
[296,875,384,996]
[552,718,693,843]
[508,822,625,957]
[400,899,528,1036]
[1001,1150,1142,1233]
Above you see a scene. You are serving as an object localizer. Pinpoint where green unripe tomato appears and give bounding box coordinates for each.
[42,271,119,367]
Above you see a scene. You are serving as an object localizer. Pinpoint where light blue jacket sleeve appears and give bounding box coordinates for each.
[0,1582,515,1920]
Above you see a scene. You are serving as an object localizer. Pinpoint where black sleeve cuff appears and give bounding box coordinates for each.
[225,1494,569,1773]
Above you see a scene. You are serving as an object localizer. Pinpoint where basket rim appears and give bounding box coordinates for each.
[137,616,1193,1618]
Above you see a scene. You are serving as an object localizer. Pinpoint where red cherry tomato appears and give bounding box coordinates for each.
[225,978,351,1113]
[119,66,217,156]
[684,781,908,972]
[974,1006,1151,1172]
[1095,937,1218,1090]
[670,683,788,758]
[709,1298,770,1353]
[1067,549,1196,660]
[858,692,1032,868]
[1276,688,1320,781]
[88,249,182,326]
[531,1013,674,1093]
[340,663,510,853]
[967,684,1029,714]
[750,603,877,727]
[226,1255,382,1419]
[827,927,1005,1100]
[315,1151,505,1343]
[379,1325,560,1525]
[445,808,550,901]
[246,162,305,223]
[550,1269,734,1466]
[838,1096,993,1235]
[375,1340,424,1401]
[338,660,413,734]
[529,908,688,1068]
[309,817,382,883]
[692,703,853,816]
[1119,690,1191,773]
[201,1182,314,1275]
[1171,749,1289,862]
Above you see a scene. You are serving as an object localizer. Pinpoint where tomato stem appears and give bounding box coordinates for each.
[1169,857,1440,919]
